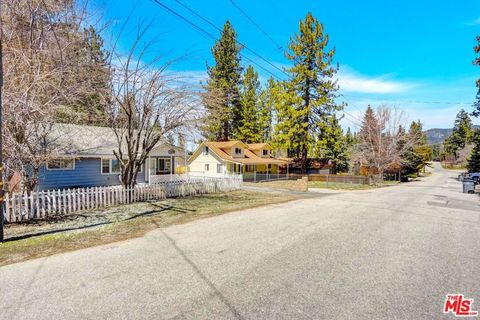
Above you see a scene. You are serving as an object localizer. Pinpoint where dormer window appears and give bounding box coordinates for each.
[262,149,269,156]
[235,147,242,155]
[204,146,209,155]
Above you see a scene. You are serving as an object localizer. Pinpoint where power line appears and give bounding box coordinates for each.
[152,0,361,128]
[340,94,367,118]
[342,111,363,127]
[155,0,290,80]
[342,93,473,106]
[175,0,290,79]
[173,0,221,34]
[228,0,283,51]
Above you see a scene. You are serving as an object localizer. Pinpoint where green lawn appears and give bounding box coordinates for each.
[0,190,298,266]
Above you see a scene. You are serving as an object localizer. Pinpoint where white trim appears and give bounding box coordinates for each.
[100,158,121,175]
[152,157,172,174]
[46,158,76,171]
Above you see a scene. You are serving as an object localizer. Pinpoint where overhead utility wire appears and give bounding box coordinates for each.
[156,0,290,80]
[342,93,472,106]
[228,0,284,51]
[153,0,363,128]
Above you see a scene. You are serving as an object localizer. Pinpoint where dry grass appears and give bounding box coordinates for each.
[309,180,399,190]
[244,180,308,192]
[0,190,298,266]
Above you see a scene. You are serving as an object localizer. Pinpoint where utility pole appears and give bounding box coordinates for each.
[0,0,4,243]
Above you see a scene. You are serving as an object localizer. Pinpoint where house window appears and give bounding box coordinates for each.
[101,159,110,174]
[47,158,74,170]
[204,146,209,155]
[156,158,171,174]
[235,147,242,155]
[111,159,120,173]
[217,164,223,174]
[101,159,121,174]
[205,164,210,172]
[263,149,269,156]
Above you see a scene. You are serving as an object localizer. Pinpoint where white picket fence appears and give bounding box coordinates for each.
[3,176,242,223]
[148,172,242,183]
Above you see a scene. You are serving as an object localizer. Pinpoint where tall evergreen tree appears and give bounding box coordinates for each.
[345,127,354,146]
[357,106,381,175]
[358,106,380,152]
[283,13,344,172]
[237,65,261,142]
[467,129,480,172]
[203,21,243,141]
[69,26,111,125]
[272,83,301,156]
[316,115,349,173]
[444,109,473,158]
[472,36,480,117]
[402,121,431,174]
[258,77,276,142]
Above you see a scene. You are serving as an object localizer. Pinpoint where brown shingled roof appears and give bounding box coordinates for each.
[246,143,271,150]
[206,141,248,149]
[191,141,285,165]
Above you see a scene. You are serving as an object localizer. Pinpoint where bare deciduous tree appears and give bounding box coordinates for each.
[107,30,200,188]
[354,106,419,182]
[2,0,91,191]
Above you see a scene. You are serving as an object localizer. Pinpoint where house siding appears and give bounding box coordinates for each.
[38,158,145,190]
[189,149,227,177]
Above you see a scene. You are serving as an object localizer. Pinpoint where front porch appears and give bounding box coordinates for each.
[226,162,289,182]
[145,155,187,183]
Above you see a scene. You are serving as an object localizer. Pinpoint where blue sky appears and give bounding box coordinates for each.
[92,0,480,130]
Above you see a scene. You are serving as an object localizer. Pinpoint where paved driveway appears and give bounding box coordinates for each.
[0,163,479,319]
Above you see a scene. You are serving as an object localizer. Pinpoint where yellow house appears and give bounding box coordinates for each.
[188,141,286,179]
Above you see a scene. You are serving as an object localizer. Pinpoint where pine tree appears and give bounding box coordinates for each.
[358,106,380,150]
[402,121,432,174]
[237,65,261,143]
[444,109,473,158]
[467,129,480,172]
[272,83,302,157]
[46,24,111,125]
[74,26,111,125]
[203,21,243,141]
[472,36,480,117]
[316,115,350,173]
[357,106,381,176]
[284,13,344,172]
[258,77,276,142]
[345,127,355,146]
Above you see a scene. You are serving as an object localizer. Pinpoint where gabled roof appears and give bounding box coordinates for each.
[206,141,249,149]
[189,141,284,165]
[247,143,272,150]
[46,123,182,157]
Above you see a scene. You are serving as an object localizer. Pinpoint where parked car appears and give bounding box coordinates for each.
[466,172,480,183]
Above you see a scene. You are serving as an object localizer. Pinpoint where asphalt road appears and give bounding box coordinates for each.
[0,163,479,319]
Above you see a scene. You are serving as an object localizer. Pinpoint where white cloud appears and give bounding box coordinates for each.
[166,70,208,86]
[337,68,416,94]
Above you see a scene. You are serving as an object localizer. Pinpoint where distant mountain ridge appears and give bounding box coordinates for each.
[424,128,453,145]
[424,125,480,144]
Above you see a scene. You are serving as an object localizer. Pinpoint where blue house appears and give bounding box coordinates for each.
[38,123,187,190]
